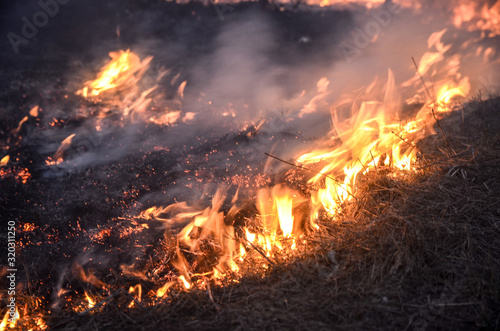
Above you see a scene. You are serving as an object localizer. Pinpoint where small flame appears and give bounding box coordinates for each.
[0,156,9,167]
[178,275,191,289]
[0,311,9,331]
[128,284,142,307]
[73,263,105,288]
[149,111,181,126]
[177,80,187,99]
[245,228,256,243]
[435,79,470,112]
[46,134,76,166]
[77,49,152,97]
[156,281,176,298]
[84,291,96,309]
[29,105,39,117]
[12,116,28,134]
[0,307,21,330]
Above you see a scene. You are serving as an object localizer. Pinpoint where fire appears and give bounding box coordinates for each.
[149,111,181,126]
[156,281,176,298]
[0,168,31,184]
[73,262,105,288]
[77,49,153,98]
[177,80,187,99]
[297,70,421,215]
[0,156,9,167]
[29,105,39,117]
[0,311,8,331]
[453,0,500,37]
[6,0,500,325]
[178,275,191,289]
[31,316,47,331]
[46,133,76,166]
[273,186,296,237]
[434,79,470,113]
[0,307,19,330]
[84,291,96,309]
[128,284,142,307]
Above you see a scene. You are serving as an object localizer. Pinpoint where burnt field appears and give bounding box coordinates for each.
[1,0,500,330]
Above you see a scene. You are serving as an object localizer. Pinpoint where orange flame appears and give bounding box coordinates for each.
[84,291,96,309]
[29,105,39,117]
[178,275,191,289]
[156,281,176,298]
[0,307,20,330]
[0,156,9,167]
[12,116,28,134]
[0,311,9,331]
[77,49,152,98]
[46,134,76,166]
[298,69,421,215]
[128,284,142,307]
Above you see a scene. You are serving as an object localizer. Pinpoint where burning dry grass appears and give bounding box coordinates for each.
[29,97,499,330]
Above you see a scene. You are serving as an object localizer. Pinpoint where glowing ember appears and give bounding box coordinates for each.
[177,80,187,99]
[12,116,28,134]
[0,167,31,184]
[0,311,9,331]
[434,79,470,113]
[29,105,39,117]
[128,285,142,307]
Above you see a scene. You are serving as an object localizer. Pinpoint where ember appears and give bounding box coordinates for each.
[1,0,499,329]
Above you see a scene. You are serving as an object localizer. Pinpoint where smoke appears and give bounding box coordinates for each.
[4,0,499,194]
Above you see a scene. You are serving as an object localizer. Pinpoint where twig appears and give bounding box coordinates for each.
[411,57,433,101]
[206,280,220,310]
[415,150,470,170]
[430,107,452,153]
[264,153,357,200]
[356,158,368,173]
[124,291,150,315]
[239,234,276,266]
[411,57,451,152]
